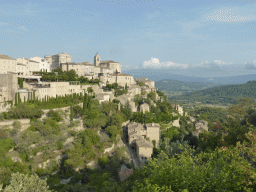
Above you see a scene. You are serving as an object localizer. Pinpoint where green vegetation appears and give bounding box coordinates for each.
[169,80,256,107]
[3,78,256,192]
[155,79,222,96]
[18,78,23,89]
[105,83,128,96]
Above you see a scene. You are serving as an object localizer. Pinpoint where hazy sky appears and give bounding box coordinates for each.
[1,0,256,70]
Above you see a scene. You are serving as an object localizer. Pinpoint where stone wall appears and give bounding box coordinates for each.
[0,72,18,102]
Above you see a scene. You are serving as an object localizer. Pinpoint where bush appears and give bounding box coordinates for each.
[57,140,63,150]
[47,109,63,122]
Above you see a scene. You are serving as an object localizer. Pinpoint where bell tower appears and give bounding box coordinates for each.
[94,52,100,67]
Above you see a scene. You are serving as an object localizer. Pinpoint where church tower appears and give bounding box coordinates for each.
[94,52,100,67]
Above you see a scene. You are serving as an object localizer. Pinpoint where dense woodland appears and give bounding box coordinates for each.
[168,80,256,107]
[155,79,222,96]
[1,80,256,191]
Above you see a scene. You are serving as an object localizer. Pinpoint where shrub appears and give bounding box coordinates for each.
[47,109,63,122]
[57,140,63,150]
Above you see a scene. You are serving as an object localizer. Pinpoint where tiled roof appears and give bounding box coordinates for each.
[116,73,132,76]
[119,164,133,182]
[100,60,119,63]
[0,54,16,60]
[136,139,153,148]
[145,123,160,128]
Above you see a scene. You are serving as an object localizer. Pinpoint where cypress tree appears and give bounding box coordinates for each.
[18,92,21,103]
[87,97,91,109]
[45,95,46,102]
[70,105,73,123]
[24,96,26,103]
[33,91,35,101]
[15,93,17,106]
[83,93,88,110]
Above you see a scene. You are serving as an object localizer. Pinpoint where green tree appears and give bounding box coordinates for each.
[70,105,73,123]
[83,93,88,111]
[3,172,52,192]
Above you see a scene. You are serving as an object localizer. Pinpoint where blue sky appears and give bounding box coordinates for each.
[1,0,256,71]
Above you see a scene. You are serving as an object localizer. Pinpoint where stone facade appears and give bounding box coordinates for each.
[44,52,72,70]
[29,57,51,72]
[16,58,40,76]
[0,72,18,102]
[192,120,209,139]
[0,54,17,74]
[127,122,160,160]
[140,103,150,113]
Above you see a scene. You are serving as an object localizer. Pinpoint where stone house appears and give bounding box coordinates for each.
[0,54,17,74]
[29,57,51,72]
[192,120,209,139]
[127,122,160,149]
[136,77,155,88]
[136,137,153,164]
[140,103,150,113]
[95,93,110,104]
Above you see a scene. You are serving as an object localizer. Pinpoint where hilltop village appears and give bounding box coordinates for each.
[0,52,209,184]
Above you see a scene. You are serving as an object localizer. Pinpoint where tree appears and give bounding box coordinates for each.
[3,172,52,192]
[87,87,94,96]
[70,105,73,123]
[83,93,88,111]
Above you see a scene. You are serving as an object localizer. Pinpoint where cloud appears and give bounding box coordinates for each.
[17,26,28,31]
[142,57,188,69]
[245,63,256,70]
[207,9,256,22]
[201,60,232,65]
[0,22,9,26]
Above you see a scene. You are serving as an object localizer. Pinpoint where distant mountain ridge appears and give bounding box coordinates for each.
[123,68,256,85]
[168,80,256,106]
[155,79,223,96]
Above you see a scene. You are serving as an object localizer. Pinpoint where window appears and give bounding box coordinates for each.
[142,157,143,159]
[145,157,147,159]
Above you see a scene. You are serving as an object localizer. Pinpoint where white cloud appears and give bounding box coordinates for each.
[201,60,232,65]
[17,26,28,31]
[0,22,9,26]
[142,57,188,69]
[207,9,256,22]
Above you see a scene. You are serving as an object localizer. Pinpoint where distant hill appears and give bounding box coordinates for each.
[155,79,223,96]
[168,80,256,106]
[123,68,256,85]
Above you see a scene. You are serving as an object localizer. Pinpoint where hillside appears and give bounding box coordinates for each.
[168,80,256,108]
[155,79,222,96]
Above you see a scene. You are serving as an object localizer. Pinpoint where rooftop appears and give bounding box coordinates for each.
[100,60,119,63]
[0,54,16,60]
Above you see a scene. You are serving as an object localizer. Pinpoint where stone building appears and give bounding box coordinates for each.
[0,54,17,74]
[136,137,153,164]
[192,120,209,139]
[95,93,110,104]
[127,122,160,149]
[136,77,155,88]
[140,103,150,113]
[25,81,82,101]
[44,52,72,70]
[16,63,28,76]
[16,58,40,75]
[29,57,51,72]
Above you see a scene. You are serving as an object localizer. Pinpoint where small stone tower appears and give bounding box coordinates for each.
[94,52,100,67]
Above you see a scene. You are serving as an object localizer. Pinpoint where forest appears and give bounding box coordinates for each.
[168,80,256,107]
[1,87,256,191]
